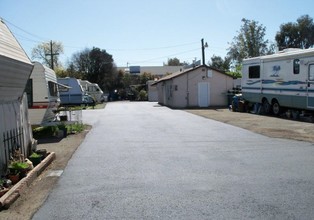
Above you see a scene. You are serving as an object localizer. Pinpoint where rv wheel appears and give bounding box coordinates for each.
[272,101,281,116]
[262,99,271,114]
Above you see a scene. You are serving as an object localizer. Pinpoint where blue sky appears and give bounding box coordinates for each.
[1,0,313,67]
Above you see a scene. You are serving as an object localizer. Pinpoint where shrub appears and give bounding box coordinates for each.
[138,89,148,101]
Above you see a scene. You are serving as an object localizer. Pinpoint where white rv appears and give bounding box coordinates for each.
[241,48,314,115]
[79,80,104,103]
[26,62,61,125]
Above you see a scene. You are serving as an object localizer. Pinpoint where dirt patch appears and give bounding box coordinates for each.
[186,109,314,143]
[0,126,91,220]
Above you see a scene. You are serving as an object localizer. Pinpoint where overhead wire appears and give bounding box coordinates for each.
[1,17,49,42]
[1,17,227,65]
[106,41,199,51]
[127,48,200,65]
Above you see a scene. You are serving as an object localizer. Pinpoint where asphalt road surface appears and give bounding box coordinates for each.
[33,102,314,220]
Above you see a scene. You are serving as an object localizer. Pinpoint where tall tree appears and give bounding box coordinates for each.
[275,15,314,50]
[31,41,64,69]
[88,47,114,91]
[208,55,231,72]
[228,18,274,64]
[67,47,115,93]
[70,48,90,73]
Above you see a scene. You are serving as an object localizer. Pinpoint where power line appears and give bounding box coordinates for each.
[1,17,228,66]
[106,41,199,51]
[1,17,49,42]
[127,48,200,65]
[12,32,44,44]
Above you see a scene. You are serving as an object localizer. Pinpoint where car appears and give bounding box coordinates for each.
[82,94,95,107]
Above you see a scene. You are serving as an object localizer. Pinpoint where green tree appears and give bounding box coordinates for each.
[165,57,184,66]
[31,41,64,69]
[139,72,156,85]
[67,47,115,93]
[208,55,231,72]
[228,18,274,64]
[275,15,314,50]
[227,64,242,78]
[55,68,68,78]
[88,47,114,92]
[70,48,90,73]
[64,62,84,79]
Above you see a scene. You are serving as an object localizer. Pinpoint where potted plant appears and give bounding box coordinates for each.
[8,161,30,179]
[36,149,47,159]
[29,152,43,166]
[0,178,9,197]
[7,168,20,185]
[7,149,31,182]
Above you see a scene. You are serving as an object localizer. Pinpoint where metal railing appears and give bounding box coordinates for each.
[2,127,25,171]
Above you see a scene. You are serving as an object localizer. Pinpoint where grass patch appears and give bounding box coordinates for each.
[33,123,87,139]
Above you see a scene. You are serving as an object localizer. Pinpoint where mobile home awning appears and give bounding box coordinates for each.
[57,82,72,89]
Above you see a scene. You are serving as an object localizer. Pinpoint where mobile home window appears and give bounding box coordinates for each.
[248,65,260,78]
[48,81,58,97]
[309,64,314,81]
[25,79,33,107]
[293,59,300,74]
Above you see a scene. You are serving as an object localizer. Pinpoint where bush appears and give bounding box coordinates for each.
[138,89,148,101]
[32,123,86,138]
[66,123,85,133]
[33,126,59,139]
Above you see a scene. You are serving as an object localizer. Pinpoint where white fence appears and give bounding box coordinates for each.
[58,109,82,124]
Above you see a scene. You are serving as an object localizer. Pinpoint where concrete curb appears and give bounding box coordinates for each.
[0,152,56,209]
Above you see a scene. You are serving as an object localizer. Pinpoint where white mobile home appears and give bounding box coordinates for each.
[153,65,234,108]
[241,48,314,114]
[0,19,34,174]
[26,62,61,125]
[79,80,104,103]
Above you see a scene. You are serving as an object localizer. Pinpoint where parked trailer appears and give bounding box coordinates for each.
[57,77,85,106]
[241,48,314,115]
[79,79,104,103]
[57,77,95,107]
[26,62,62,125]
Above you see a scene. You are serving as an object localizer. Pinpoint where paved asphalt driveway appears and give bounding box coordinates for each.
[33,102,314,219]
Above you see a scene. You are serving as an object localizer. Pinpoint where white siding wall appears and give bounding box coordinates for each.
[156,67,234,108]
[0,94,33,175]
[210,71,233,106]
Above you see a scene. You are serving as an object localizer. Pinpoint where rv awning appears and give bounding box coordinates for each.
[57,82,72,89]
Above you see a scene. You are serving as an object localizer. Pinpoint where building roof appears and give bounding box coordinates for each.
[243,48,314,63]
[117,65,184,76]
[151,65,233,85]
[0,19,31,64]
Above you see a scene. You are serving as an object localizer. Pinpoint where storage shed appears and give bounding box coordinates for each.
[153,65,234,108]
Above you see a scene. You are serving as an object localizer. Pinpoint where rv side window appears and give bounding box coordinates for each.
[293,59,300,74]
[48,81,58,97]
[309,64,314,81]
[25,79,33,107]
[248,66,260,78]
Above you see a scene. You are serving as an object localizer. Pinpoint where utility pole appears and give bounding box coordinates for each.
[201,38,208,66]
[46,40,59,70]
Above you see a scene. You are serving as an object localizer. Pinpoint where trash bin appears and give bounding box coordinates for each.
[231,95,239,111]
